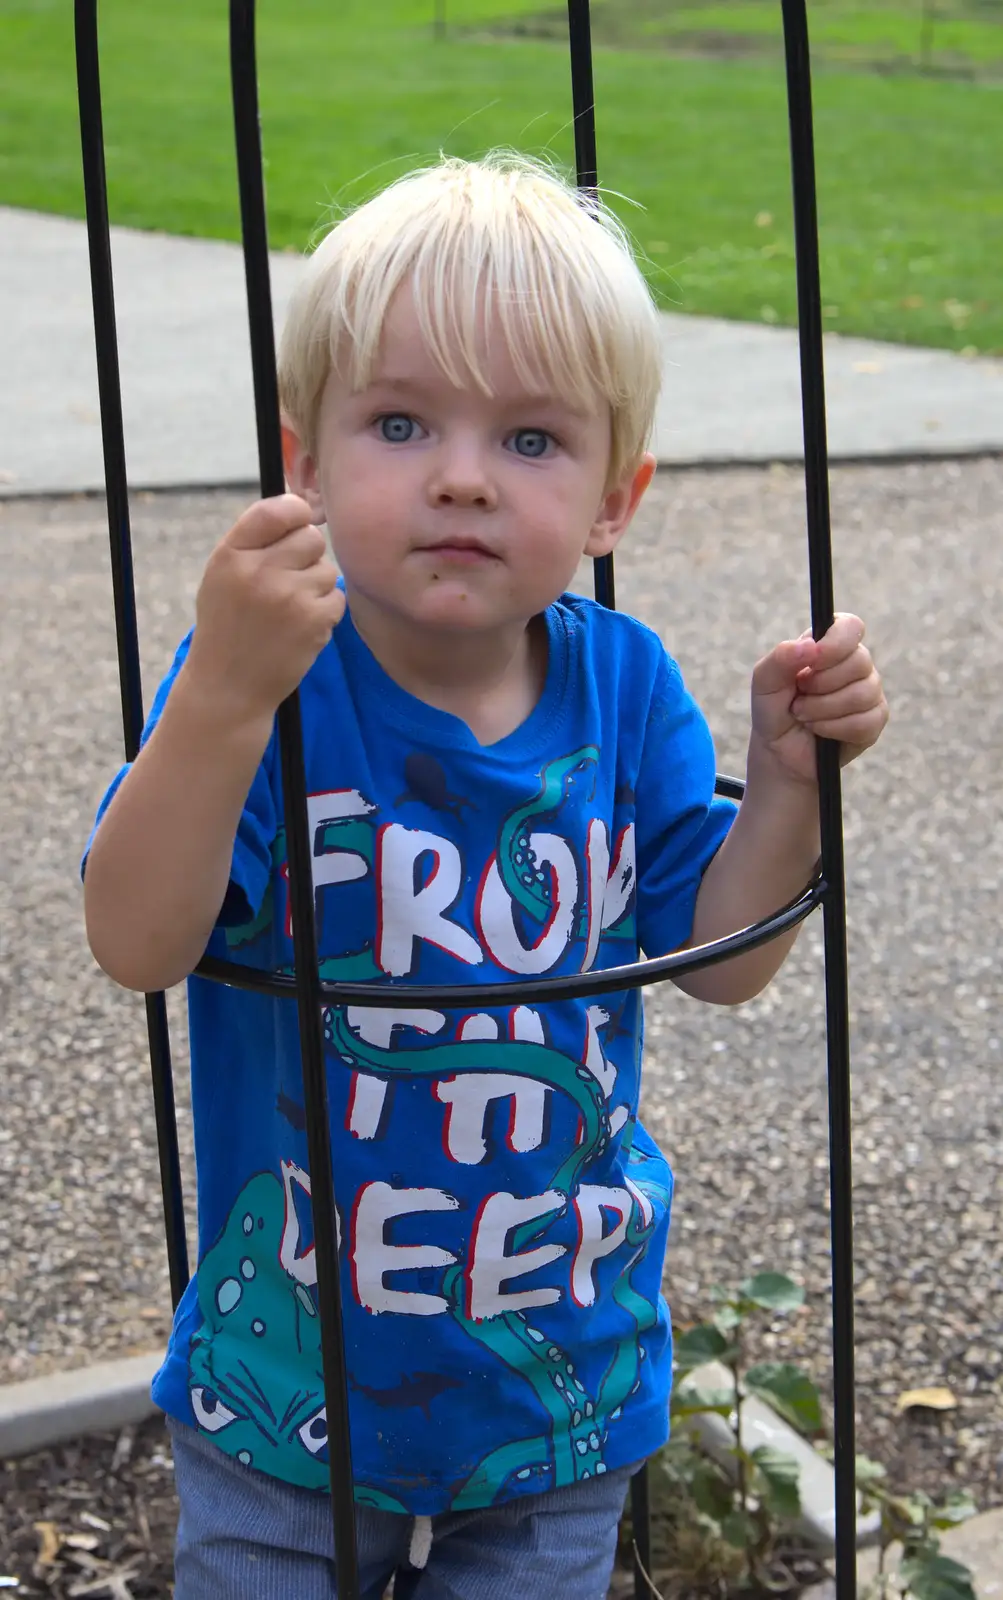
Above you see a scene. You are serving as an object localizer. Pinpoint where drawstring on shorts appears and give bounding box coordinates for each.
[408,1513,433,1570]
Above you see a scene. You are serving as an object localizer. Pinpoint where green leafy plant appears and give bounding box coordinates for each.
[854,1459,978,1600]
[645,1271,980,1598]
[664,1270,823,1590]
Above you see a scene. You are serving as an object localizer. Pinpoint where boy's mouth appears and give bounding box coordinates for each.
[420,537,499,562]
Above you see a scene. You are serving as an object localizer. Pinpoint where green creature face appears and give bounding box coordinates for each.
[188,1171,331,1489]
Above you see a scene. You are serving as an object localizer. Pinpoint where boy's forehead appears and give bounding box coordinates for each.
[362,367,586,415]
[357,289,594,414]
[353,318,585,416]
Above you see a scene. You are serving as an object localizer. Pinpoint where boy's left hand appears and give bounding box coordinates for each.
[750,613,889,787]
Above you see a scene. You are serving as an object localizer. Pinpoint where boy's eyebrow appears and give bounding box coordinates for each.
[362,374,593,417]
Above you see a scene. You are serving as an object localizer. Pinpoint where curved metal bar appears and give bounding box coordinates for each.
[781,1,857,1593]
[196,877,823,1006]
[229,5,359,1593]
[73,0,190,1311]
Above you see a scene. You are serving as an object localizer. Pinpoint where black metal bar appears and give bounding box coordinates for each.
[630,1465,653,1596]
[566,0,615,612]
[566,0,598,193]
[780,3,857,1594]
[74,0,190,1312]
[198,875,823,1005]
[228,5,360,1593]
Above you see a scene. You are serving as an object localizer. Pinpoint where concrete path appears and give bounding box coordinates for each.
[2,204,1002,497]
[804,1507,1003,1597]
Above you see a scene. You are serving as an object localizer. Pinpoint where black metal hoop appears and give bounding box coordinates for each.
[74,0,857,1595]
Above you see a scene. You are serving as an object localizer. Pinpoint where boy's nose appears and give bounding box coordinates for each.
[426,440,498,510]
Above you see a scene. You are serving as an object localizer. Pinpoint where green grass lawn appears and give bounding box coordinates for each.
[0,0,1000,352]
[509,0,1003,75]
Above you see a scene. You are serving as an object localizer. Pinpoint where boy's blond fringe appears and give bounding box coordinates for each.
[278,151,662,488]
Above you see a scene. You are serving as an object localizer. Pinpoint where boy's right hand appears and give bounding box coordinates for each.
[184,494,345,726]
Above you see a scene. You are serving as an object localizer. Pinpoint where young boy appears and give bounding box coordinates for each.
[83,154,888,1599]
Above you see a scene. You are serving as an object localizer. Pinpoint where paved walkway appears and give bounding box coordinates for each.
[2,204,1002,496]
[803,1507,1003,1597]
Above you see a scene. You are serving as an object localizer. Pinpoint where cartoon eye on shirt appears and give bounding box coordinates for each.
[297,1405,329,1457]
[191,1385,240,1433]
[395,753,476,821]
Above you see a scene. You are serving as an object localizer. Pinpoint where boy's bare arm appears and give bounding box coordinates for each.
[674,614,888,1005]
[84,683,274,991]
[84,495,344,993]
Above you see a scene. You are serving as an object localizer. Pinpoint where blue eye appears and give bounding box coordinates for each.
[377,414,416,443]
[510,429,551,459]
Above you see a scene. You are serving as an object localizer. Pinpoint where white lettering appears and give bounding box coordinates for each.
[601,824,636,930]
[351,1183,459,1316]
[466,1190,566,1320]
[583,819,609,971]
[285,790,375,936]
[583,1006,617,1098]
[376,826,481,976]
[278,1159,332,1286]
[435,1074,549,1163]
[571,1186,631,1307]
[343,1010,446,1139]
[477,835,578,973]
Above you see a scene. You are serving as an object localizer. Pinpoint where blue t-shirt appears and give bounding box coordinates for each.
[88,593,735,1514]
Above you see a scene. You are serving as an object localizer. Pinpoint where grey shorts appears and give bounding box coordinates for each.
[169,1418,635,1600]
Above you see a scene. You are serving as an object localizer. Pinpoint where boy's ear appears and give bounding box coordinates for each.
[584,453,656,558]
[281,422,326,522]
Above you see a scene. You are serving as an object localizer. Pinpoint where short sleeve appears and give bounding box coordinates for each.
[634,653,736,957]
[82,632,277,928]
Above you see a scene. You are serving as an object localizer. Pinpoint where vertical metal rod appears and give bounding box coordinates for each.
[74,0,190,1312]
[229,5,360,1594]
[567,10,642,1580]
[630,1464,653,1597]
[780,3,857,1594]
[566,0,615,612]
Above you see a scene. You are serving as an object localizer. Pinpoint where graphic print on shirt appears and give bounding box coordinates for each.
[195,749,663,1505]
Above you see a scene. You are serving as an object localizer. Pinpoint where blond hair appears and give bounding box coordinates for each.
[278,153,661,487]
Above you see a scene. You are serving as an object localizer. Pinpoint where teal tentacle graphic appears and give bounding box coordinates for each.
[498,748,598,923]
[325,1010,611,1234]
[354,1485,410,1512]
[325,1010,667,1503]
[223,883,274,950]
[441,1164,664,1501]
[280,819,383,980]
[450,1435,551,1510]
[441,1265,606,1490]
[596,1163,672,1418]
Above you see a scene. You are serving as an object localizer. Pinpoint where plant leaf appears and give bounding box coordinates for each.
[713,1305,742,1334]
[751,1444,801,1520]
[673,1323,734,1372]
[745,1362,822,1433]
[671,1382,735,1418]
[719,1508,756,1549]
[740,1272,805,1312]
[690,1460,735,1521]
[930,1491,978,1528]
[855,1454,887,1486]
[898,1553,977,1600]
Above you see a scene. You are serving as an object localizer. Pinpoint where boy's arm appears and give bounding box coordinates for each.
[84,680,274,992]
[84,494,344,993]
[674,614,888,1005]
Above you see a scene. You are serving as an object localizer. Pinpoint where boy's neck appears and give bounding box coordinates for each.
[346,595,548,747]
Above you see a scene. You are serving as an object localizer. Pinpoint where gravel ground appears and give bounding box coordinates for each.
[1,460,1001,1561]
